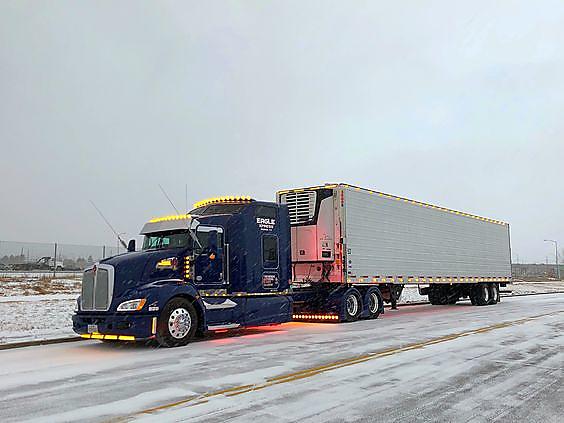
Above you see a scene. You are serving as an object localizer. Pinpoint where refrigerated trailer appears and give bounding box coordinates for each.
[73,184,511,347]
[277,183,511,320]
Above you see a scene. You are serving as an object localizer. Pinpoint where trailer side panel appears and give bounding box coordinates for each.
[342,187,511,281]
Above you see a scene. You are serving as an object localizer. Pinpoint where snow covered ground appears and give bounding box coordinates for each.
[1,274,563,344]
[0,294,562,422]
[0,275,80,343]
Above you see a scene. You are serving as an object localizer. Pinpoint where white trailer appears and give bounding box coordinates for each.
[277,183,511,320]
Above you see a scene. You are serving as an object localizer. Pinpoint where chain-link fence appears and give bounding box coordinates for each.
[511,263,563,280]
[0,240,123,274]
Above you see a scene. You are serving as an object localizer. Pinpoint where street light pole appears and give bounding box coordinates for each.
[544,239,560,280]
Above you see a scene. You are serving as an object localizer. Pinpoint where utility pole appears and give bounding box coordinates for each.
[544,240,560,280]
[53,243,57,278]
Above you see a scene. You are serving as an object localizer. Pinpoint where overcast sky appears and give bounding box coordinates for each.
[1,1,563,263]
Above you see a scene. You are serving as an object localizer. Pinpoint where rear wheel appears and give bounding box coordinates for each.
[472,283,490,306]
[488,283,500,305]
[366,288,383,319]
[156,298,198,347]
[343,289,362,322]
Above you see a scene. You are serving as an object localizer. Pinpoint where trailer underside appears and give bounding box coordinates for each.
[292,282,504,322]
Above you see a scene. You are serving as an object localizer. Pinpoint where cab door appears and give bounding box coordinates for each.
[194,225,244,327]
[194,226,224,284]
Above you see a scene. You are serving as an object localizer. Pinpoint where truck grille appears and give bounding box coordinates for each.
[81,264,114,311]
[280,190,316,225]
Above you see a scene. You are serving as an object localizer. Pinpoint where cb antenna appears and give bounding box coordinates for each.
[158,184,180,214]
[185,183,188,214]
[90,200,128,250]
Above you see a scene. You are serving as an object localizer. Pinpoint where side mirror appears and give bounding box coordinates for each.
[127,239,136,252]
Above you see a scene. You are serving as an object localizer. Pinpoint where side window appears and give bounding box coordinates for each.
[195,226,224,253]
[262,235,278,269]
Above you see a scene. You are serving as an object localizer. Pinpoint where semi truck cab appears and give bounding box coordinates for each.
[72,197,292,347]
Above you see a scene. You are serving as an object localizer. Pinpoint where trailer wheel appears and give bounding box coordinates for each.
[343,289,362,322]
[472,283,490,306]
[156,298,198,347]
[488,283,500,305]
[365,288,383,319]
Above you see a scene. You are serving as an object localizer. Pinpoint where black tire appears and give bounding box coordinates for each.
[488,283,499,305]
[473,283,490,306]
[156,298,198,347]
[342,288,362,322]
[365,288,384,319]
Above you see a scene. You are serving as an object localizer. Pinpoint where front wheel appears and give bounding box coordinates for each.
[156,298,198,347]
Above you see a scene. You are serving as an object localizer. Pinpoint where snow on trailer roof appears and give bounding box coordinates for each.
[277,183,508,226]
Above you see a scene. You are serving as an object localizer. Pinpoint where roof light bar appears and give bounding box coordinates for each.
[193,195,254,209]
[149,213,191,223]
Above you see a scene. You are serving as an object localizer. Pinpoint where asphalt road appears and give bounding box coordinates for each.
[0,294,562,422]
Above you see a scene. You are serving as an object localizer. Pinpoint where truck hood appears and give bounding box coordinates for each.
[100,248,189,298]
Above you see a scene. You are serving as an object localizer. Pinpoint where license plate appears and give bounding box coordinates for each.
[87,324,98,333]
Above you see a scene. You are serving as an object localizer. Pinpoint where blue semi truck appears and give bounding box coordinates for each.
[73,184,511,347]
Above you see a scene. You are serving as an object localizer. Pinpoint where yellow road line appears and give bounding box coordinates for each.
[124,310,563,420]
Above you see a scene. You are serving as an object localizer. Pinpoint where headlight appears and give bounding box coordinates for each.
[117,299,147,312]
[74,297,80,312]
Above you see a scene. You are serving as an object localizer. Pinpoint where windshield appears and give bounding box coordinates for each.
[142,230,192,251]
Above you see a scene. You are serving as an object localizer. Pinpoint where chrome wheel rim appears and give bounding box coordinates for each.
[346,294,359,316]
[369,293,379,314]
[483,285,490,303]
[168,308,191,339]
